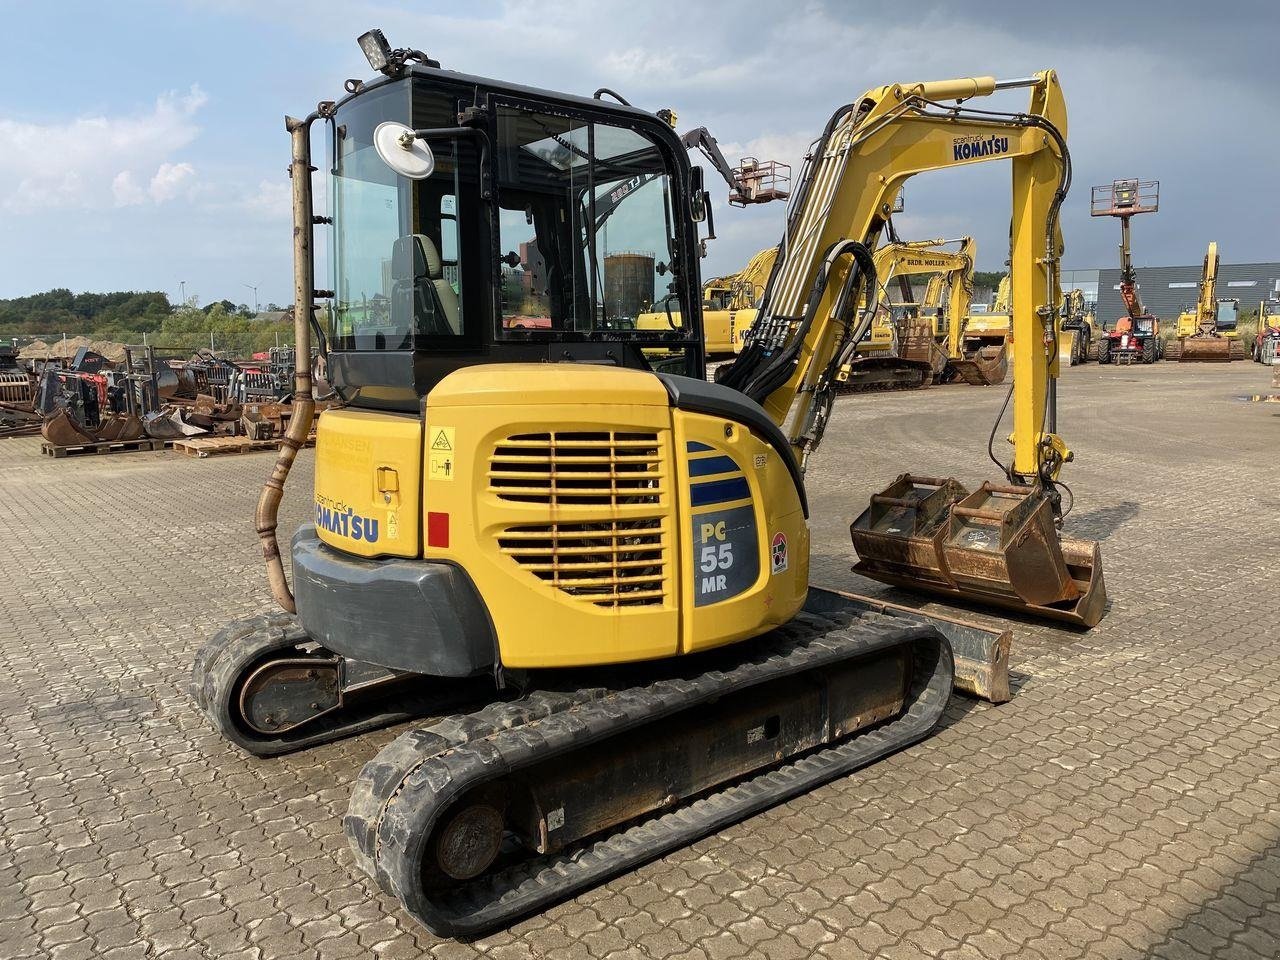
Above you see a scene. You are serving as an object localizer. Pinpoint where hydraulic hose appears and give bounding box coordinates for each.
[257,113,319,613]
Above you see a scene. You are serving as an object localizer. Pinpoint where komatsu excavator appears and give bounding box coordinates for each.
[836,236,976,389]
[949,273,1012,384]
[1166,242,1245,362]
[193,35,1102,936]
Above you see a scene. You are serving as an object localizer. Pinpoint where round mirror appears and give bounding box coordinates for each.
[373,121,435,180]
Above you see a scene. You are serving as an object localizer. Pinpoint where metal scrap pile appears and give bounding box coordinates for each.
[28,344,326,448]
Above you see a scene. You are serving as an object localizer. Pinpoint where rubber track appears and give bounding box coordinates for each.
[346,609,952,938]
[191,613,452,757]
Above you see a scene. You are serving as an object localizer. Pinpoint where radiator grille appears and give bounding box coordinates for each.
[498,519,667,607]
[491,430,669,607]
[488,431,663,505]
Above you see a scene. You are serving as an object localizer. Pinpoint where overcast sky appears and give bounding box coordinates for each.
[2,0,1276,306]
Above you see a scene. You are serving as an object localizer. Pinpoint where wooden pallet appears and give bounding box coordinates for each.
[172,435,316,459]
[41,437,168,458]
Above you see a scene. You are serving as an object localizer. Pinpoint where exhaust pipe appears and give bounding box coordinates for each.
[256,114,319,613]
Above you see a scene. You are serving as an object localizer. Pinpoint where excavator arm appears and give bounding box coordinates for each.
[1196,241,1220,333]
[720,72,1069,483]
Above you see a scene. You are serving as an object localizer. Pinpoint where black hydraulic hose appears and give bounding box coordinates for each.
[743,239,877,406]
[986,380,1015,479]
[593,87,631,106]
[720,102,856,395]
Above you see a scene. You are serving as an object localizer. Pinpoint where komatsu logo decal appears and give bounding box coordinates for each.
[952,135,1009,161]
[315,502,380,542]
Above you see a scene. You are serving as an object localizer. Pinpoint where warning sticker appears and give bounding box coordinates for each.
[386,510,399,540]
[430,427,455,451]
[428,452,455,482]
[428,426,456,482]
[770,532,788,575]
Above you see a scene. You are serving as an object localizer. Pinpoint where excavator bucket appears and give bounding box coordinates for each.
[1176,337,1232,362]
[41,408,145,446]
[948,340,1009,385]
[848,474,969,591]
[852,477,1106,627]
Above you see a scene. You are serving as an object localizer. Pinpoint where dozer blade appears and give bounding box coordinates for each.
[805,588,1011,704]
[852,476,1106,628]
[347,591,955,937]
[1177,337,1232,362]
[836,355,933,392]
[948,341,1009,385]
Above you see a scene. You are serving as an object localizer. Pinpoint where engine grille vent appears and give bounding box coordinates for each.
[498,519,667,607]
[488,431,663,506]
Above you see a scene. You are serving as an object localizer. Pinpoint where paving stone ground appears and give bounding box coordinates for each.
[0,360,1276,960]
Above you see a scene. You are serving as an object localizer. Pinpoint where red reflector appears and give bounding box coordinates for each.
[427,511,449,548]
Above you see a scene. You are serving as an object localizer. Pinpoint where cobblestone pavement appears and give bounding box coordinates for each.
[1,361,1277,960]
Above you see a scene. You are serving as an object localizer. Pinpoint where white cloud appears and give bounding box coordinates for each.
[112,171,146,207]
[148,162,196,202]
[1,86,206,213]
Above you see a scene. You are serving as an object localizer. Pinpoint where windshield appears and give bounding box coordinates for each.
[329,83,476,351]
[493,104,689,341]
[1216,300,1238,329]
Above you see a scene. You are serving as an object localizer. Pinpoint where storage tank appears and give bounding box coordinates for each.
[604,252,655,321]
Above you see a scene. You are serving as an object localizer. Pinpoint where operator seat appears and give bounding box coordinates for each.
[390,234,462,339]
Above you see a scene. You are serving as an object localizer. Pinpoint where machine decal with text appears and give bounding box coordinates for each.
[686,441,759,606]
[315,497,380,543]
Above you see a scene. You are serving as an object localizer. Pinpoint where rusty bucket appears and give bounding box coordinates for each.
[948,338,1009,385]
[852,479,1106,627]
[849,474,968,591]
[41,408,145,446]
[1176,336,1232,362]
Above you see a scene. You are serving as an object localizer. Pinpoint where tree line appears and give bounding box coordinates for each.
[0,288,294,358]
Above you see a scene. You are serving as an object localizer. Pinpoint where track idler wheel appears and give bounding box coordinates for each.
[191,613,456,756]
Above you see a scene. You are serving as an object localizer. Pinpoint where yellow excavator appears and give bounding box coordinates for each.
[193,36,1103,937]
[948,273,1011,385]
[836,236,977,389]
[637,246,778,355]
[1165,242,1246,362]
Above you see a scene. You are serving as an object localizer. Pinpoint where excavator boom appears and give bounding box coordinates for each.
[716,69,1104,625]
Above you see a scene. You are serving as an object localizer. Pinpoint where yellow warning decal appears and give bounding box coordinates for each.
[428,426,456,482]
[428,452,455,482]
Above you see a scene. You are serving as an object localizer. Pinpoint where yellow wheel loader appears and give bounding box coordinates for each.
[1165,242,1246,362]
[194,37,1102,937]
[1058,288,1094,366]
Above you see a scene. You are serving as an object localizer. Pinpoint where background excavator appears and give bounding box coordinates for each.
[1092,179,1163,364]
[947,265,1010,385]
[1165,242,1246,361]
[836,235,978,390]
[637,246,778,356]
[193,37,1102,936]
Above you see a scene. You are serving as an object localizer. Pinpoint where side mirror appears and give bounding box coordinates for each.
[689,167,706,222]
